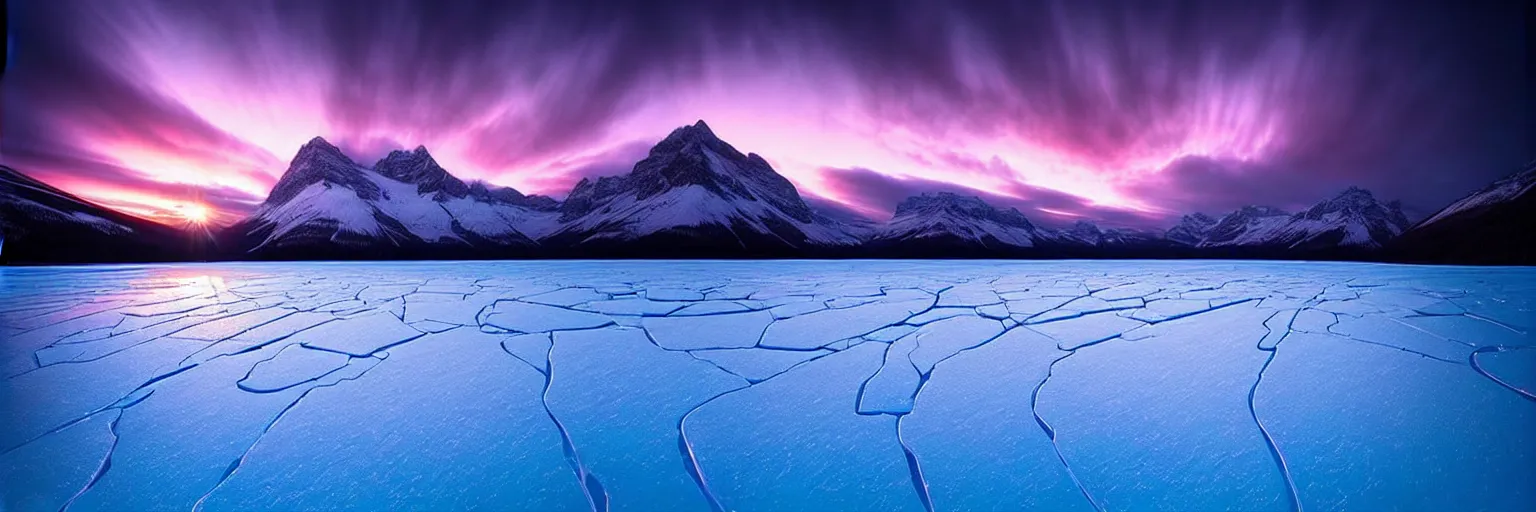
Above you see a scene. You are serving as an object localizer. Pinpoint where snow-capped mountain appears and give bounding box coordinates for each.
[0,165,193,263]
[1391,161,1536,264]
[870,192,1053,250]
[1197,206,1292,247]
[229,137,559,256]
[1265,187,1410,249]
[544,120,860,253]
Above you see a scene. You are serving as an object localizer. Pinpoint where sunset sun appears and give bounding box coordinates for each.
[178,203,211,225]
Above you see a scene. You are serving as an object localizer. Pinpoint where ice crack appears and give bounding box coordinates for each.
[59,410,123,512]
[1469,346,1536,403]
[191,355,387,511]
[540,341,609,512]
[1251,312,1303,512]
[1030,350,1104,512]
[895,418,934,512]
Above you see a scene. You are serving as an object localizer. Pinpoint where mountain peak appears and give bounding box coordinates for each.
[294,136,348,160]
[559,120,814,222]
[648,119,724,157]
[373,145,469,198]
[380,144,432,161]
[303,135,337,148]
[1337,186,1374,200]
[267,137,376,205]
[1309,186,1392,217]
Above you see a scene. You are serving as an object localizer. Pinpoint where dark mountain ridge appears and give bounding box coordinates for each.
[0,165,207,263]
[1388,161,1536,264]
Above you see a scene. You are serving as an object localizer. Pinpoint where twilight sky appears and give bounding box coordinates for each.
[2,0,1529,227]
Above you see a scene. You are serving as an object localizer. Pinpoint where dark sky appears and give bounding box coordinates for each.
[1,0,1528,226]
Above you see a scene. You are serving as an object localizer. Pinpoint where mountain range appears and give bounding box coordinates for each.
[2,121,1531,264]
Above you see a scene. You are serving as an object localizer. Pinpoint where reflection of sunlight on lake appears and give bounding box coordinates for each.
[123,270,237,300]
[0,266,261,306]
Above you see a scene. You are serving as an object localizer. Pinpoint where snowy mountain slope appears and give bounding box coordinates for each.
[871,192,1049,250]
[1415,162,1535,228]
[1391,161,1536,264]
[544,121,860,251]
[0,165,194,262]
[229,137,557,255]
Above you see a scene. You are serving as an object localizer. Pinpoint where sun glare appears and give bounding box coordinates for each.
[178,203,211,225]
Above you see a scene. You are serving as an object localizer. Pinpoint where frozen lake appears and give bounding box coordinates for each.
[1,260,1532,511]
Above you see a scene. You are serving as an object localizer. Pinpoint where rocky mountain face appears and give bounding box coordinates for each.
[372,146,469,199]
[0,165,197,263]
[1390,162,1535,264]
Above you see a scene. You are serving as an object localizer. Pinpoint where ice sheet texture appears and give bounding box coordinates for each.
[1,260,1532,511]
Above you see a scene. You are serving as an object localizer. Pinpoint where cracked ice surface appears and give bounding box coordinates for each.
[1,261,1533,511]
